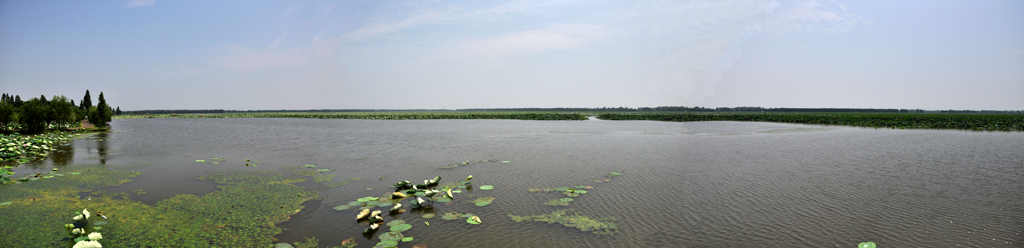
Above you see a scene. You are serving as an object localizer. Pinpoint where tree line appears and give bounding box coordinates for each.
[0,90,118,134]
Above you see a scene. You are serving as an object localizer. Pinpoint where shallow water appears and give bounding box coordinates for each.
[20,118,1024,247]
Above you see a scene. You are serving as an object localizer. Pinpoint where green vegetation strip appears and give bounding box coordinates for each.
[115,111,588,121]
[597,112,1024,131]
[508,209,618,235]
[0,164,317,247]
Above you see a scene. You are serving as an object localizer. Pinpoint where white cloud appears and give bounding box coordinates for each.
[430,24,607,59]
[125,0,155,8]
[758,0,861,35]
[285,2,308,17]
[209,36,341,71]
[340,0,579,41]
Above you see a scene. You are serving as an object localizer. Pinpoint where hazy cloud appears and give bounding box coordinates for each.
[125,0,156,8]
[209,36,341,71]
[430,24,607,59]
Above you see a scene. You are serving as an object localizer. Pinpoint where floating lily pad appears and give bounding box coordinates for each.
[70,172,81,175]
[348,201,362,206]
[560,198,574,202]
[563,192,580,197]
[471,197,495,207]
[93,221,107,226]
[387,220,406,226]
[467,215,481,224]
[576,190,588,194]
[507,209,617,235]
[0,202,11,206]
[402,237,414,242]
[479,185,494,190]
[527,188,542,193]
[317,169,329,172]
[542,188,556,192]
[414,192,425,196]
[195,160,206,163]
[609,172,622,176]
[554,187,569,191]
[858,242,876,248]
[390,223,412,232]
[334,205,351,211]
[422,213,435,219]
[275,243,294,248]
[357,197,377,203]
[304,165,317,168]
[379,232,403,242]
[377,201,393,207]
[441,212,459,220]
[435,198,451,203]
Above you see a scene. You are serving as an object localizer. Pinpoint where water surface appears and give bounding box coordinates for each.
[24,118,1024,247]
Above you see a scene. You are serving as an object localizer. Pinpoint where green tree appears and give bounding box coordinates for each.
[0,101,14,126]
[94,92,112,127]
[81,90,92,109]
[49,95,77,128]
[18,97,50,134]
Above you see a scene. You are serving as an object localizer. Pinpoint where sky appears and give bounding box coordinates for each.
[1,0,1022,111]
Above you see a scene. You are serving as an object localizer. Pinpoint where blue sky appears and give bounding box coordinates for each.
[1,0,1022,110]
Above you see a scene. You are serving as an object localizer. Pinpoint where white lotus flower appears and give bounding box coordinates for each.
[73,215,84,221]
[71,228,85,235]
[88,232,102,240]
[73,240,102,248]
[82,209,90,219]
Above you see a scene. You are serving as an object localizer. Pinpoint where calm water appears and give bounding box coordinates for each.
[23,118,1024,247]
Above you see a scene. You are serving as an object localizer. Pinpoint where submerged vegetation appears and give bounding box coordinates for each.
[0,164,317,247]
[508,209,619,235]
[598,112,1024,131]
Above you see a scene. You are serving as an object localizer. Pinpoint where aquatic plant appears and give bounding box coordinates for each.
[508,209,617,235]
[0,165,317,247]
[471,197,495,207]
[597,112,1024,131]
[65,208,104,248]
[859,242,876,248]
[1,132,78,165]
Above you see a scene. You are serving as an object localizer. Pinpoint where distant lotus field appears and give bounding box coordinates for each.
[114,112,589,121]
[114,111,1024,131]
[597,112,1024,131]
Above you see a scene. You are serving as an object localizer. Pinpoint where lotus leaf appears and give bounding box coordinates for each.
[390,223,412,232]
[304,165,316,168]
[195,160,206,163]
[334,205,351,211]
[560,198,574,202]
[435,198,451,203]
[563,192,580,197]
[441,212,459,220]
[348,201,362,206]
[858,242,876,248]
[576,190,588,194]
[422,213,435,219]
[479,185,494,190]
[387,220,405,226]
[467,215,481,224]
[543,188,556,192]
[377,201,393,207]
[527,188,542,192]
[366,200,379,207]
[609,172,622,176]
[554,187,569,191]
[507,209,617,235]
[402,237,414,242]
[0,202,11,206]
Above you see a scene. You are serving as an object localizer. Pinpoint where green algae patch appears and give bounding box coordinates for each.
[313,174,335,183]
[508,209,618,235]
[0,165,317,248]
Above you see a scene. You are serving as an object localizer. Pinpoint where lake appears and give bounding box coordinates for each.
[21,118,1024,247]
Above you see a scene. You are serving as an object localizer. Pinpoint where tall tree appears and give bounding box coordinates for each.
[49,95,77,128]
[81,90,92,109]
[19,97,49,134]
[94,92,112,127]
[115,106,121,115]
[0,101,14,126]
[13,95,22,108]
